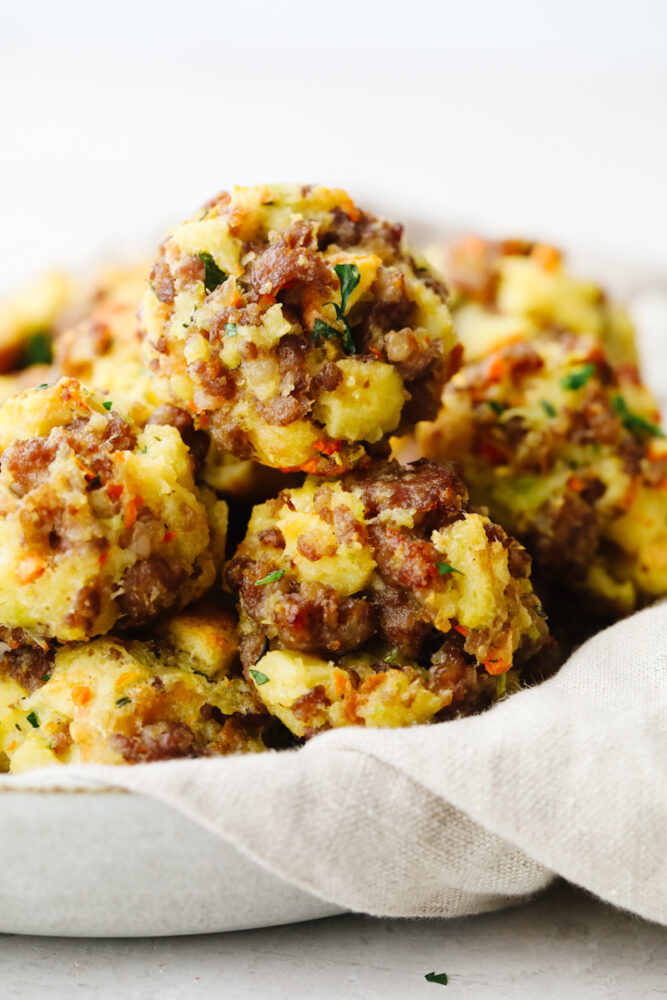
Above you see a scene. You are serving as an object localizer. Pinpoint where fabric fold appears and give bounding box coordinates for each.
[9,603,666,925]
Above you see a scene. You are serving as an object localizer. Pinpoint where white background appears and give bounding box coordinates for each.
[1,3,666,994]
[1,0,666,292]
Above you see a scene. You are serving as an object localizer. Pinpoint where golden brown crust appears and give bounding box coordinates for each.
[141,185,456,473]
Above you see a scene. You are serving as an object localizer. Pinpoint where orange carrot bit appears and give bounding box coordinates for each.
[299,459,320,475]
[106,483,124,501]
[313,438,341,456]
[117,671,139,686]
[369,347,384,360]
[484,656,511,676]
[621,477,640,511]
[334,672,348,697]
[487,357,505,382]
[71,684,92,707]
[340,195,360,223]
[15,555,46,585]
[567,474,585,493]
[124,495,143,530]
[531,243,561,272]
[453,623,469,638]
[99,550,110,566]
[162,530,178,544]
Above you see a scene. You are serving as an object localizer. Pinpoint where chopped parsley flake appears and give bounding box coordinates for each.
[42,673,52,682]
[115,697,131,707]
[541,399,557,418]
[383,648,401,664]
[250,669,270,686]
[255,569,286,586]
[488,401,505,416]
[26,710,39,729]
[425,972,448,986]
[89,475,102,489]
[312,263,360,355]
[36,383,50,390]
[198,251,228,293]
[225,322,238,338]
[437,562,464,576]
[22,330,53,367]
[560,363,596,391]
[612,394,665,438]
[192,669,212,681]
[102,400,113,411]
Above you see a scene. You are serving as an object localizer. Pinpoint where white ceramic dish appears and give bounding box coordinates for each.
[0,779,343,937]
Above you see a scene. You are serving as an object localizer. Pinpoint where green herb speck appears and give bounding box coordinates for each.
[256,569,286,586]
[102,400,113,411]
[115,697,131,707]
[425,971,448,986]
[250,669,270,686]
[26,710,39,729]
[36,383,50,390]
[225,322,238,338]
[22,330,53,367]
[198,251,228,293]
[560,363,596,391]
[541,399,557,418]
[42,673,52,682]
[312,263,360,355]
[488,401,505,416]
[612,394,665,438]
[437,562,464,576]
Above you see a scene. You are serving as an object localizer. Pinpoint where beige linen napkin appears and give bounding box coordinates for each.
[16,601,667,925]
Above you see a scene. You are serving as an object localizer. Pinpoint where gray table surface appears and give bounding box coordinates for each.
[1,882,665,999]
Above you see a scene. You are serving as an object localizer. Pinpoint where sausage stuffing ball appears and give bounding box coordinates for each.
[55,260,297,501]
[419,332,667,614]
[0,601,279,772]
[0,270,77,374]
[0,378,228,645]
[226,460,549,738]
[425,236,638,366]
[54,260,176,427]
[141,185,458,474]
